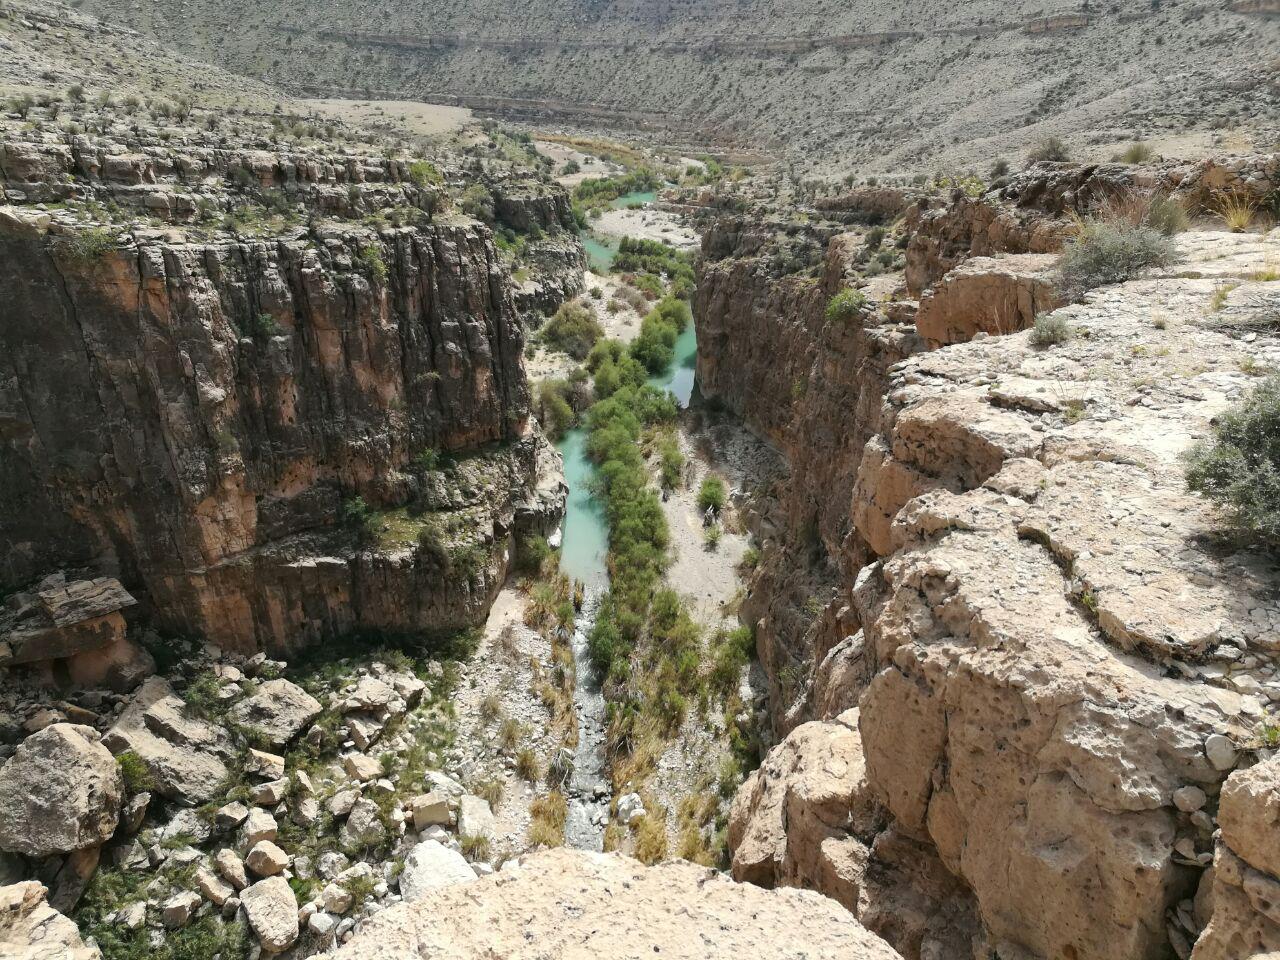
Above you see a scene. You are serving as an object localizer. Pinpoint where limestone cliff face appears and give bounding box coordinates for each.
[0,210,562,654]
[695,218,919,722]
[717,160,1280,959]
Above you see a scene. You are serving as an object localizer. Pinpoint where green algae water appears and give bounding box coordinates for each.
[556,428,611,590]
[580,232,618,272]
[647,320,697,407]
[609,189,657,209]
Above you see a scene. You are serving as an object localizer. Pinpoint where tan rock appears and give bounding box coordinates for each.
[246,840,289,877]
[914,253,1061,348]
[240,875,299,954]
[330,849,901,959]
[0,880,101,960]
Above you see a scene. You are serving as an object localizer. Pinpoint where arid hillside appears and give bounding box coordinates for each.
[75,0,1280,172]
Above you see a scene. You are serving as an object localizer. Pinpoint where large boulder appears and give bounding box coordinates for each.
[0,880,101,960]
[399,840,474,901]
[331,849,902,959]
[227,679,322,749]
[101,678,229,805]
[0,724,122,858]
[240,875,299,953]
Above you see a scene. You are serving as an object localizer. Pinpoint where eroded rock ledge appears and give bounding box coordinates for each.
[715,157,1280,959]
[323,848,903,960]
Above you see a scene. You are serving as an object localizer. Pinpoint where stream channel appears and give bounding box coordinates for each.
[556,309,697,850]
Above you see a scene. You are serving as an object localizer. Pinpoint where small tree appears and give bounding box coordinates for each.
[1186,375,1280,547]
[825,288,867,324]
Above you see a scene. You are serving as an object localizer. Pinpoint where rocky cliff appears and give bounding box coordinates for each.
[0,104,571,661]
[707,157,1280,959]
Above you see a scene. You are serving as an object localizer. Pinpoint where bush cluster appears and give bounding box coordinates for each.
[542,302,604,360]
[1057,221,1181,301]
[1186,374,1280,547]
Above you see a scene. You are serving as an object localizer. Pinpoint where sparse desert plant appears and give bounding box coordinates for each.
[515,747,541,782]
[704,524,722,550]
[632,812,668,865]
[1216,191,1257,233]
[358,245,388,284]
[60,228,116,264]
[460,833,492,861]
[1117,141,1155,164]
[1185,374,1280,547]
[1027,137,1070,165]
[116,750,153,795]
[825,288,867,324]
[697,476,727,513]
[1030,312,1072,347]
[499,717,524,750]
[1099,189,1188,236]
[1056,221,1181,300]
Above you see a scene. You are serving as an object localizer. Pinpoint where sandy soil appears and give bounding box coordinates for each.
[524,268,647,384]
[450,584,565,859]
[536,139,626,188]
[592,207,699,249]
[302,99,474,137]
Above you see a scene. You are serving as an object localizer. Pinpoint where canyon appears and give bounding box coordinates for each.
[2,0,1280,958]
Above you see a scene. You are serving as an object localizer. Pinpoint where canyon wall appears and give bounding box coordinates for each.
[0,130,570,660]
[704,158,1280,958]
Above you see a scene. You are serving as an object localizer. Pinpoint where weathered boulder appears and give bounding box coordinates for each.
[0,724,122,857]
[339,798,386,848]
[246,840,289,877]
[227,679,321,748]
[0,880,100,960]
[330,849,902,959]
[239,875,299,953]
[101,678,229,805]
[457,795,495,840]
[398,840,475,901]
[727,708,883,909]
[913,253,1061,348]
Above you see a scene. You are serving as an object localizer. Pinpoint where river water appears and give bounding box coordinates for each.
[556,307,698,849]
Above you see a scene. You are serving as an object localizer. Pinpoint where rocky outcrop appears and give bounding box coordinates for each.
[325,848,903,959]
[695,218,920,721]
[1,201,565,653]
[721,172,1280,960]
[913,253,1061,348]
[0,574,152,692]
[0,724,122,858]
[0,881,100,960]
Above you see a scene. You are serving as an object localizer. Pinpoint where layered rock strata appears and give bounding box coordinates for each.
[711,165,1280,959]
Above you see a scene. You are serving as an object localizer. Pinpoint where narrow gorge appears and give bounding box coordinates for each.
[2,0,1280,958]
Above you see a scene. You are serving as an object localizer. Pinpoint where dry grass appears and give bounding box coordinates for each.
[471,777,504,811]
[632,812,669,865]
[499,717,524,751]
[515,747,542,782]
[1216,191,1257,233]
[527,791,568,848]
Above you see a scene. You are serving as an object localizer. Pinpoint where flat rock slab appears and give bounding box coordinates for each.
[332,849,901,959]
[398,840,474,901]
[227,679,321,748]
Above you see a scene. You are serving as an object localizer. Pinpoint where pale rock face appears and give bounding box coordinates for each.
[0,723,122,858]
[215,848,249,890]
[728,709,883,910]
[410,792,452,830]
[239,875,299,953]
[227,679,322,748]
[161,890,201,928]
[339,798,386,847]
[241,809,278,848]
[330,849,902,960]
[399,840,476,901]
[457,795,495,840]
[343,754,382,782]
[195,866,236,906]
[913,253,1061,349]
[0,881,101,960]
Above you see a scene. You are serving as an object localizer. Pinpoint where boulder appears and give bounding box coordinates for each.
[239,875,299,953]
[457,795,495,840]
[343,754,381,782]
[101,679,228,805]
[227,679,321,748]
[215,848,248,890]
[241,809,278,848]
[330,849,901,959]
[0,880,101,960]
[194,866,235,906]
[399,840,475,901]
[410,792,451,830]
[246,840,289,877]
[161,890,201,929]
[339,798,386,848]
[0,724,122,857]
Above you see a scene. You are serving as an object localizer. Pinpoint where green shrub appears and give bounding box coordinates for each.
[407,160,442,188]
[460,184,494,224]
[536,379,576,438]
[658,435,684,490]
[341,496,377,543]
[1029,313,1072,347]
[1186,374,1280,546]
[825,288,867,324]
[630,296,690,374]
[61,228,116,264]
[359,245,388,284]
[1118,141,1155,164]
[542,302,603,360]
[1057,221,1181,300]
[697,476,727,513]
[1027,137,1070,165]
[116,751,153,795]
